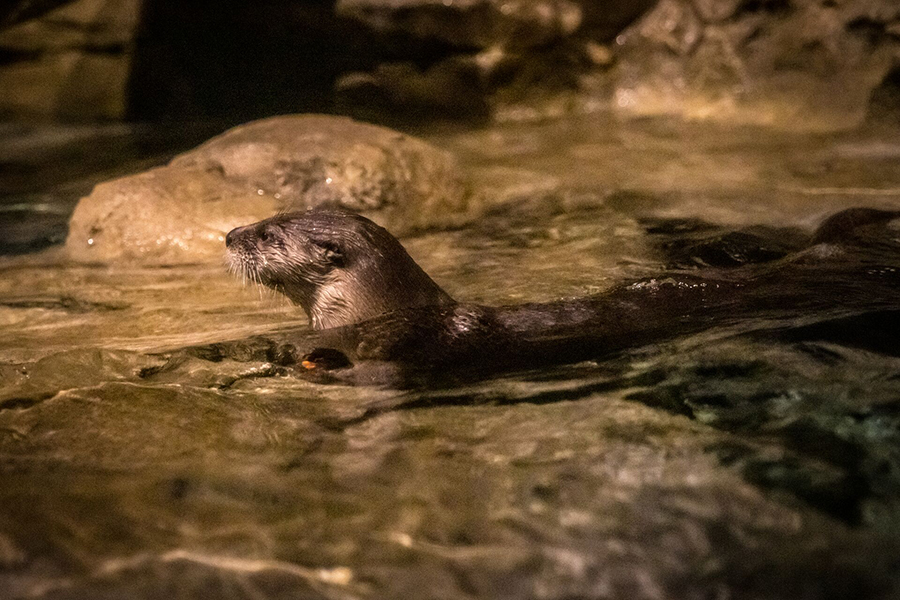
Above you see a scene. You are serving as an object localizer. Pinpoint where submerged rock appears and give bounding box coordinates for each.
[65,115,470,265]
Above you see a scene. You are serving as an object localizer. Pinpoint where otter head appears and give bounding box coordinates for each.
[226,209,454,330]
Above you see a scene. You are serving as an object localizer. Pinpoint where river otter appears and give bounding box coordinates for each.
[226,210,453,330]
[224,207,900,385]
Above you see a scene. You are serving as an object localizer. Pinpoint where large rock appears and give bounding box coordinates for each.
[65,115,470,265]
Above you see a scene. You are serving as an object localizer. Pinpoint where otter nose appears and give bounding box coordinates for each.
[225,227,239,248]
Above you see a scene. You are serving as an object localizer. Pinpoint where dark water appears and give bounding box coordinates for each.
[0,122,224,254]
[2,117,900,599]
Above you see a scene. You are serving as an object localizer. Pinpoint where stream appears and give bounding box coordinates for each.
[2,114,900,599]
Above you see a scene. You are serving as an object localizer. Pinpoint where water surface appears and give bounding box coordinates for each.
[2,115,900,599]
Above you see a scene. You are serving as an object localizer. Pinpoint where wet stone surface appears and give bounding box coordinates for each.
[64,115,470,265]
[2,116,900,598]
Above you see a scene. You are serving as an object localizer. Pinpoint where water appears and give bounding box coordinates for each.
[2,115,900,599]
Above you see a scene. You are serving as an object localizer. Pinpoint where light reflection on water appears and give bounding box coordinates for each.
[2,117,900,599]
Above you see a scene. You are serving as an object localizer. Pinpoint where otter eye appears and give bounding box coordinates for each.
[256,224,271,242]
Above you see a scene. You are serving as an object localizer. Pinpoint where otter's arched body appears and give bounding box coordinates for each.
[225,208,900,384]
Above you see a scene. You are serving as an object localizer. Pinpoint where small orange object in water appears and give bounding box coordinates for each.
[301,360,316,370]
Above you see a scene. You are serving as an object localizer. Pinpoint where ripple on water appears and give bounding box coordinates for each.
[2,118,900,599]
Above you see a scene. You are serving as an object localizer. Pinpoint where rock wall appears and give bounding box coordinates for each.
[333,0,655,122]
[124,0,365,122]
[0,0,140,120]
[1,0,898,128]
[336,0,900,127]
[613,0,900,128]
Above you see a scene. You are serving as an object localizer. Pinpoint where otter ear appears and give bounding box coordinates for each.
[313,239,346,268]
